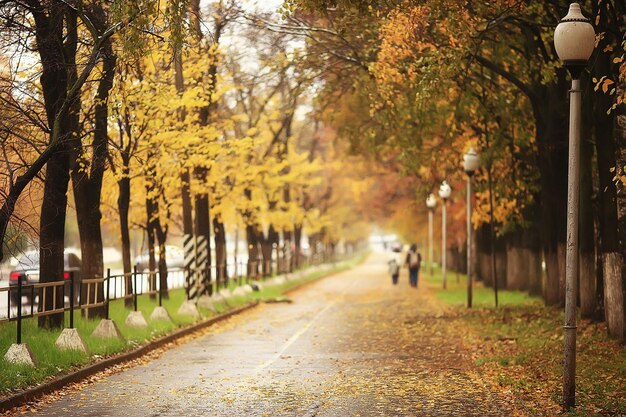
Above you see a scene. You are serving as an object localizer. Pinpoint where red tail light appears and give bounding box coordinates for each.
[9,272,20,281]
[63,271,70,280]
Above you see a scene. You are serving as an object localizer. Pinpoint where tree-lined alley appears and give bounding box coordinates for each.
[1,0,626,414]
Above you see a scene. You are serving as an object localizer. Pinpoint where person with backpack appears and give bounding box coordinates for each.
[405,243,422,288]
[388,258,400,285]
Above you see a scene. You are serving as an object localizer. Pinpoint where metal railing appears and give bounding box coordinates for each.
[1,273,78,344]
[0,248,349,346]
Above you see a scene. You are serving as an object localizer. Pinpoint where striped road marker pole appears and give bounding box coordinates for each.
[195,235,208,296]
[184,234,196,300]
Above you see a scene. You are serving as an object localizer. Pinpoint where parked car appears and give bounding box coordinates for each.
[134,245,185,272]
[9,250,82,306]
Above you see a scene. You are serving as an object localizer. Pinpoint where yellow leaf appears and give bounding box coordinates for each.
[602,79,614,93]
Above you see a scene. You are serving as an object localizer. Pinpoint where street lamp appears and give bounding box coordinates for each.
[554,3,595,411]
[464,148,480,308]
[426,194,437,277]
[438,181,451,289]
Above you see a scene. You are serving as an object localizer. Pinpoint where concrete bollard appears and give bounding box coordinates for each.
[4,343,36,366]
[197,295,217,312]
[125,310,149,328]
[177,300,200,319]
[55,328,88,353]
[150,306,172,322]
[218,288,232,299]
[232,286,247,297]
[91,319,123,340]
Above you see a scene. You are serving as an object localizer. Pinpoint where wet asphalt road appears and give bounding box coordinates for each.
[21,253,515,416]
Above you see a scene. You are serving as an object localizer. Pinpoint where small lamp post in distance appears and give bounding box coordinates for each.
[438,181,451,290]
[553,2,595,411]
[463,148,480,308]
[426,193,437,277]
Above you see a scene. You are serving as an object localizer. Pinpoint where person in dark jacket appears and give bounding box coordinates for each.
[405,244,422,288]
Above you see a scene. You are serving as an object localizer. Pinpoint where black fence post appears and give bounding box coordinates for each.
[16,276,22,344]
[106,268,111,320]
[133,265,138,312]
[30,284,34,316]
[158,269,162,307]
[69,271,75,329]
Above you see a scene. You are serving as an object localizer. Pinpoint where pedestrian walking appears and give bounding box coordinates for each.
[405,244,421,288]
[388,258,400,285]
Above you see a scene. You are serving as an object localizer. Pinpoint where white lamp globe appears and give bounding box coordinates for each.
[463,148,480,176]
[426,193,437,209]
[554,3,596,66]
[439,181,452,200]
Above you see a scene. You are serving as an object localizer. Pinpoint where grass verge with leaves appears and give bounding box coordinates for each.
[422,264,626,416]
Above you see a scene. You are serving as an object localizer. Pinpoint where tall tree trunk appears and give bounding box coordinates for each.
[37,4,73,328]
[525,225,543,297]
[189,0,202,37]
[191,7,225,294]
[173,39,195,297]
[144,142,171,299]
[536,80,568,306]
[142,166,170,300]
[284,229,293,273]
[155,228,168,299]
[475,225,489,284]
[118,166,133,306]
[579,80,596,318]
[593,24,625,338]
[506,230,526,291]
[613,3,626,339]
[309,232,320,262]
[593,206,606,322]
[71,35,115,318]
[114,64,136,306]
[604,1,626,343]
[145,179,158,298]
[213,216,227,288]
[294,224,303,269]
[612,72,626,341]
[246,223,259,278]
[260,227,277,277]
[39,149,70,328]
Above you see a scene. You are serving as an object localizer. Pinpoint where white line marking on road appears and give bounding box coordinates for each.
[254,266,363,373]
[254,301,336,373]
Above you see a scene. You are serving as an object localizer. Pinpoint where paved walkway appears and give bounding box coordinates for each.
[18,252,515,416]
